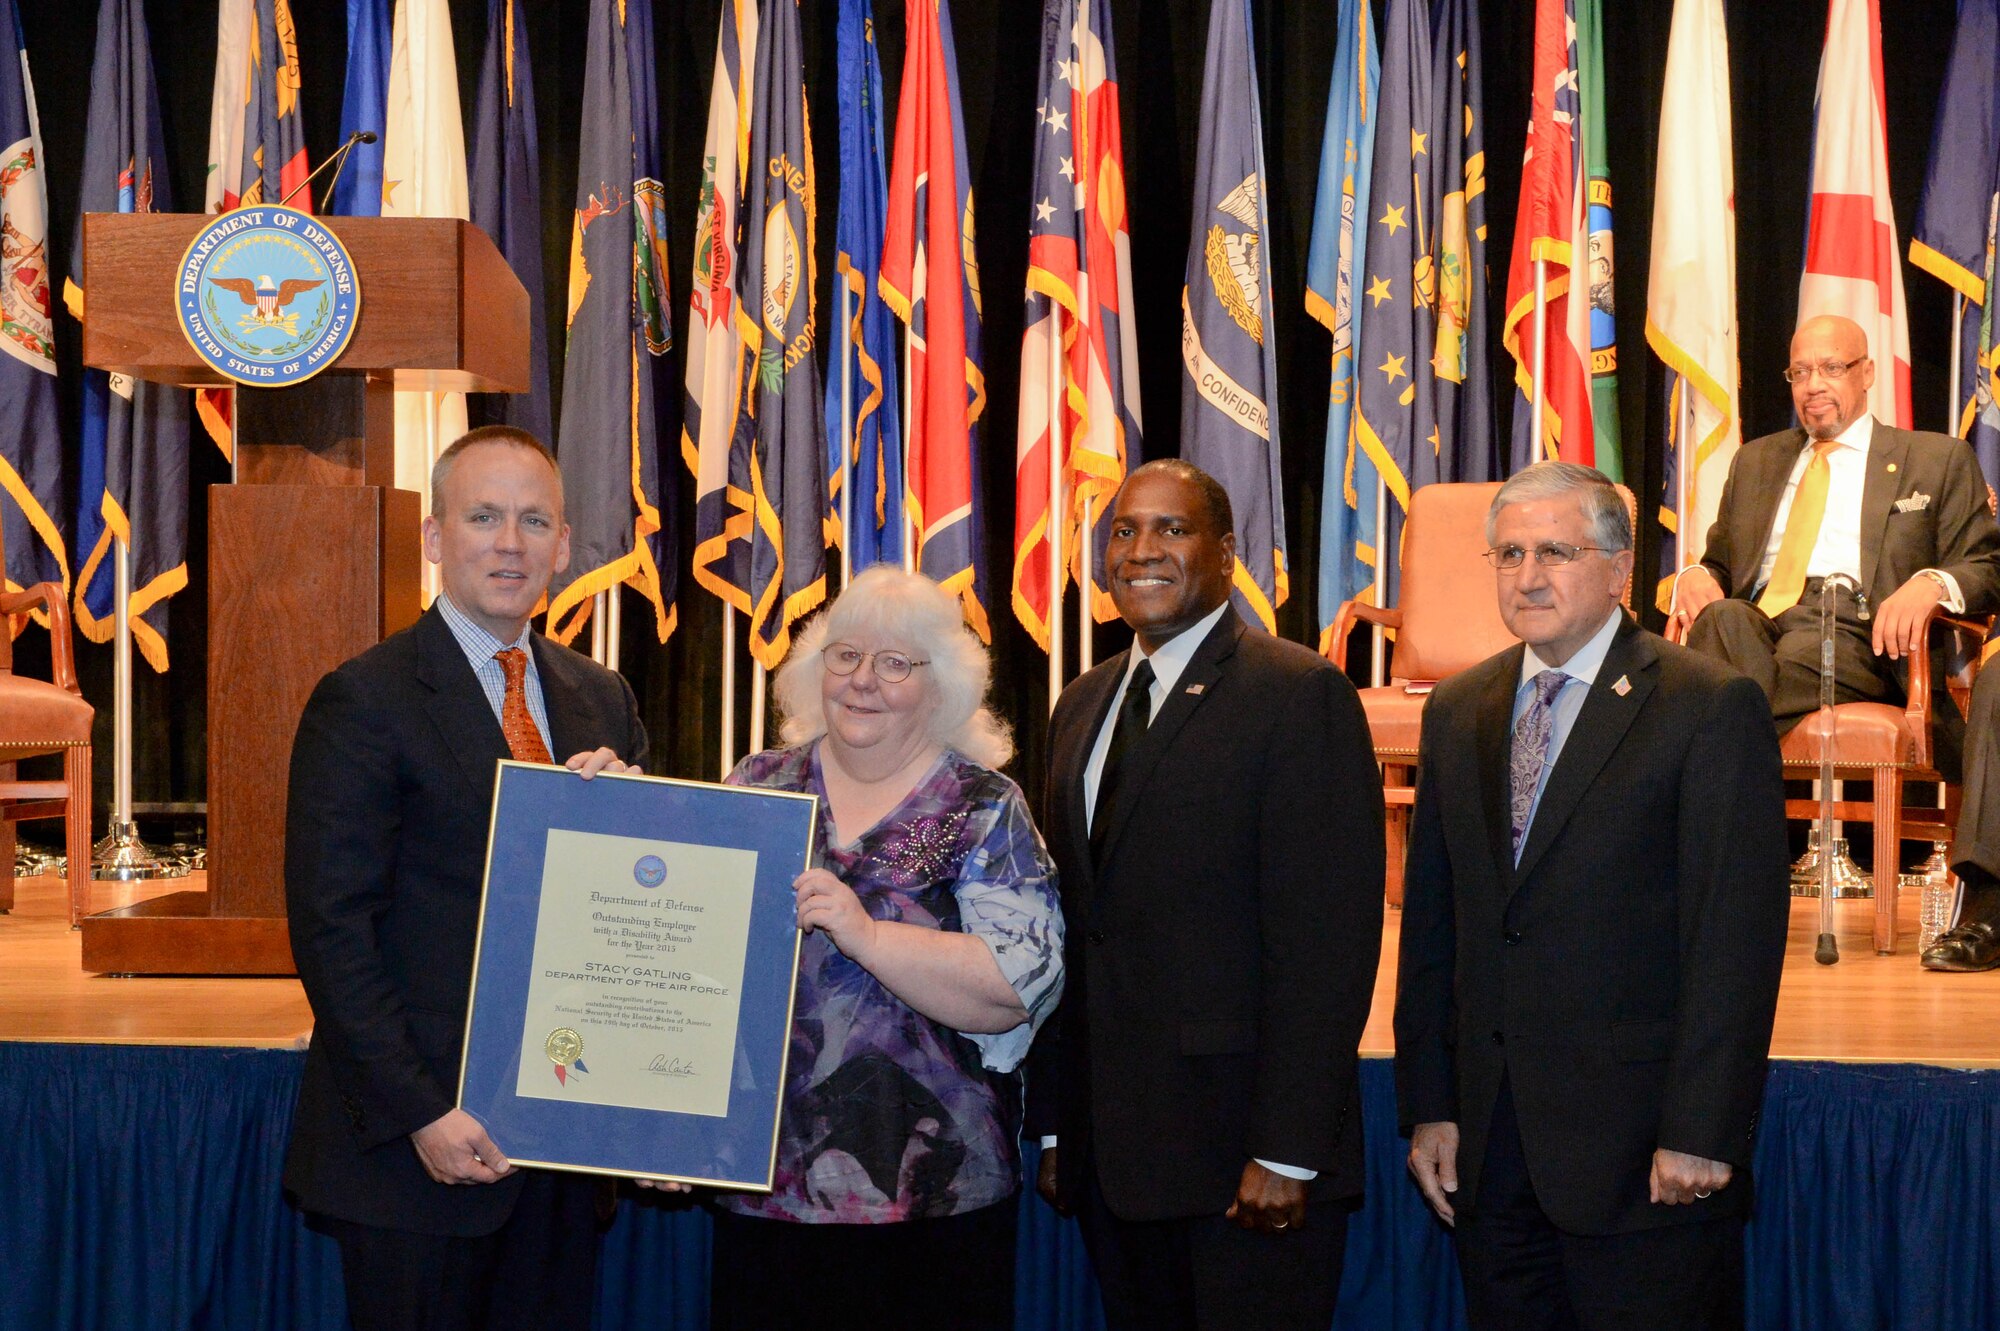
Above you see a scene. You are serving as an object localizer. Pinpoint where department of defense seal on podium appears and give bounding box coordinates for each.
[175,204,360,387]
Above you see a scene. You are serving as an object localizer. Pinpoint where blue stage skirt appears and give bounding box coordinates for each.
[2,1044,1994,1330]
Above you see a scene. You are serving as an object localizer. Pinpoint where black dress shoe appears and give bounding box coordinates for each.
[1922,920,2000,972]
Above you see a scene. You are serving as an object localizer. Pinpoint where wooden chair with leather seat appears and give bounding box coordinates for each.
[1665,602,1986,955]
[1329,481,1637,906]
[0,573,95,926]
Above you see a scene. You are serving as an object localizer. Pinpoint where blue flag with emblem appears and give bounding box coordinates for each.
[1911,0,2000,489]
[1351,0,1442,606]
[469,0,550,443]
[730,0,828,668]
[546,0,676,646]
[825,0,902,574]
[63,0,188,672]
[1432,0,1496,484]
[1179,0,1286,634]
[0,0,65,605]
[1306,0,1379,649]
[329,0,389,217]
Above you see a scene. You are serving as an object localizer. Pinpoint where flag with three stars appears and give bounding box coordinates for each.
[687,0,758,616]
[882,0,991,641]
[725,0,829,669]
[329,0,390,217]
[469,0,551,444]
[1502,0,1597,474]
[0,0,66,611]
[1430,0,1496,484]
[825,0,903,574]
[1179,0,1285,633]
[1911,0,2000,481]
[546,0,677,646]
[1306,0,1380,650]
[1351,0,1441,605]
[1012,0,1140,650]
[65,0,189,671]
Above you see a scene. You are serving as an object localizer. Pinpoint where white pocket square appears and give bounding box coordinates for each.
[1894,493,1933,513]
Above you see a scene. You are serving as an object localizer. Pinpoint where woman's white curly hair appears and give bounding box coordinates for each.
[771,564,1014,769]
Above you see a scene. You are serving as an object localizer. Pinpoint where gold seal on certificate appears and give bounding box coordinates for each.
[545,1028,584,1065]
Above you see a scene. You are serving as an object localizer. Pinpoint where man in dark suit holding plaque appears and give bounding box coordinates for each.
[284,426,648,1331]
[1398,462,1791,1328]
[1029,460,1385,1330]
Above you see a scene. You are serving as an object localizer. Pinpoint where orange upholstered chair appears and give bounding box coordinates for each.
[1666,602,1986,955]
[1329,482,1636,905]
[0,578,94,925]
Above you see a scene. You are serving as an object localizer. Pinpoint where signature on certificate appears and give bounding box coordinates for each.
[647,1054,698,1078]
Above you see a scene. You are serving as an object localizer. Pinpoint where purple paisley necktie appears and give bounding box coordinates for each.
[1509,669,1570,859]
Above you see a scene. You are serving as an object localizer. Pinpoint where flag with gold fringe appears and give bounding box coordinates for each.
[546,0,676,645]
[65,0,189,671]
[468,0,550,443]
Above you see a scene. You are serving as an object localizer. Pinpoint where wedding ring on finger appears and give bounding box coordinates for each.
[1695,1189,1712,1199]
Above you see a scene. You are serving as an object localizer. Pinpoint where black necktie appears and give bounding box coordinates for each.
[1091,659,1156,863]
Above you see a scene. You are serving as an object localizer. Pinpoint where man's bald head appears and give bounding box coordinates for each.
[1788,315,1876,440]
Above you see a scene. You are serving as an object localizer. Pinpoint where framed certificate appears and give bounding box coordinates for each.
[457,761,815,1190]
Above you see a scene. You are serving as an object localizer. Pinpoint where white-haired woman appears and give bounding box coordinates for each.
[708,565,1063,1330]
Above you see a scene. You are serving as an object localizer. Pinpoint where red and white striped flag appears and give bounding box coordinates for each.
[1011,0,1140,650]
[1799,0,1911,427]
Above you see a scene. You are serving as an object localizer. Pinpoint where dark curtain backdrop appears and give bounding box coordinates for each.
[14,0,1965,817]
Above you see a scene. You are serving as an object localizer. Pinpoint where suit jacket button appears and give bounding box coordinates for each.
[1504,930,1523,945]
[1491,1031,1505,1046]
[1087,929,1106,945]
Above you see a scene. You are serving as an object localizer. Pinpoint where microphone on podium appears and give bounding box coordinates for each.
[279,130,379,210]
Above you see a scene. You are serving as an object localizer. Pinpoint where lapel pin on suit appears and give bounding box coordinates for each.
[1612,675,1632,697]
[1886,462,1898,473]
[1186,683,1206,695]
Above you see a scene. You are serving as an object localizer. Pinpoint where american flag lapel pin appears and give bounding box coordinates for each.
[1612,675,1631,697]
[1186,683,1206,696]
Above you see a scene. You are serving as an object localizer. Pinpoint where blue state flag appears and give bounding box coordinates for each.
[329,0,389,216]
[1431,0,1496,484]
[732,0,829,668]
[1911,0,2000,486]
[0,0,66,604]
[1352,0,1443,607]
[1306,0,1380,648]
[469,0,550,443]
[825,0,902,574]
[63,0,188,672]
[546,0,677,645]
[1179,0,1286,633]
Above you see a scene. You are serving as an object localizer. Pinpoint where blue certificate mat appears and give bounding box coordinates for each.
[458,762,814,1189]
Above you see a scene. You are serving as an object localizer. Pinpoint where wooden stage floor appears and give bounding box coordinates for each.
[2,870,1997,1066]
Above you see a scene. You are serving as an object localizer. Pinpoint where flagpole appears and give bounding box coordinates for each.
[1078,501,1094,674]
[91,538,176,882]
[840,281,855,586]
[1370,473,1388,686]
[719,607,737,780]
[749,661,768,755]
[590,591,607,664]
[606,588,621,672]
[1950,293,1965,435]
[1047,329,1065,716]
[902,331,916,572]
[1529,259,1549,455]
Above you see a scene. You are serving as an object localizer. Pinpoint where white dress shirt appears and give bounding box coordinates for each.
[1051,602,1315,1181]
[1511,607,1623,855]
[1753,414,1963,609]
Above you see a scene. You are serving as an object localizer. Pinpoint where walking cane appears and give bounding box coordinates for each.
[1813,574,1871,964]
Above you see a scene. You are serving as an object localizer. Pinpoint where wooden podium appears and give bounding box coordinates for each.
[76,215,528,974]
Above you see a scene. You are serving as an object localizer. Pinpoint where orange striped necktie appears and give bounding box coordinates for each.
[495,647,552,764]
[1757,439,1842,617]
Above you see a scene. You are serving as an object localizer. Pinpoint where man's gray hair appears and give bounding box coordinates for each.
[1485,460,1631,552]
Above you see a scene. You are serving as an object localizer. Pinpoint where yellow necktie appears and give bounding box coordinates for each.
[1757,440,1841,617]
